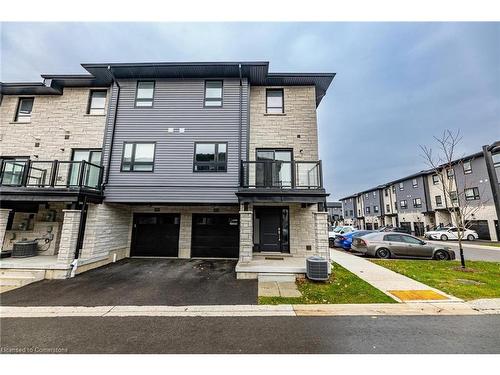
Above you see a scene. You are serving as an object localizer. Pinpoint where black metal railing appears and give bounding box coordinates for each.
[240,160,323,189]
[0,160,104,191]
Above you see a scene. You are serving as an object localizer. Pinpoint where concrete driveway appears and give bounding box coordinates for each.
[0,259,258,306]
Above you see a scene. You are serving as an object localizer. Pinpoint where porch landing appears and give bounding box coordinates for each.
[236,255,317,281]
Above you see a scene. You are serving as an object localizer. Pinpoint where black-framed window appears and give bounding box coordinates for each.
[87,90,107,115]
[373,205,379,213]
[373,191,376,197]
[450,191,458,203]
[384,189,388,197]
[349,210,353,216]
[413,198,422,208]
[204,80,223,107]
[435,195,443,207]
[135,81,155,107]
[399,182,404,190]
[121,143,155,172]
[400,200,408,209]
[412,178,418,188]
[386,204,390,212]
[345,210,348,217]
[464,187,480,201]
[463,160,472,174]
[432,174,440,185]
[366,206,370,214]
[447,168,454,179]
[15,97,34,122]
[394,202,398,210]
[391,185,396,193]
[193,142,227,172]
[266,89,284,114]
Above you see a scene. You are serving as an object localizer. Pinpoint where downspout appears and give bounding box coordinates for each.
[70,195,88,278]
[104,66,121,187]
[238,64,243,186]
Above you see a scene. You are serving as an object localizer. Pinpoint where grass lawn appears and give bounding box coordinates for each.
[258,262,396,305]
[372,259,500,301]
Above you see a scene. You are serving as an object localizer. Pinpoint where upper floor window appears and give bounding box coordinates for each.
[135,81,155,107]
[366,206,370,214]
[432,174,440,185]
[412,178,418,188]
[345,210,348,217]
[365,193,369,199]
[400,200,408,209]
[266,89,284,114]
[450,191,458,203]
[349,210,353,216]
[384,189,388,197]
[435,195,443,207]
[373,191,376,197]
[194,142,227,172]
[373,205,379,213]
[204,80,223,107]
[87,90,107,115]
[386,204,390,212]
[413,198,422,208]
[15,97,34,122]
[399,182,404,190]
[464,187,480,201]
[121,143,155,172]
[463,160,472,174]
[447,168,454,179]
[391,185,396,193]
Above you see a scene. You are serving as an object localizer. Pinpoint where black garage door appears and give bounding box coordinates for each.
[191,214,239,258]
[131,213,180,257]
[466,220,491,240]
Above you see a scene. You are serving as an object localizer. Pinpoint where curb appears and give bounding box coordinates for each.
[1,301,499,318]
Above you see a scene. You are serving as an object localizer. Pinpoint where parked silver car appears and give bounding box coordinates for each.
[351,232,456,260]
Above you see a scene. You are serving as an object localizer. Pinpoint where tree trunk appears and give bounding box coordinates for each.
[458,237,466,268]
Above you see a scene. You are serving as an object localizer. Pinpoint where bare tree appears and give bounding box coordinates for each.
[420,130,488,268]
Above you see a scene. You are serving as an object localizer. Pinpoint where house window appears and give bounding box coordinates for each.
[121,143,155,172]
[373,191,376,197]
[413,198,422,208]
[435,195,443,207]
[266,89,284,114]
[87,90,107,115]
[412,178,418,188]
[465,187,480,201]
[399,182,404,190]
[365,193,369,199]
[384,189,388,197]
[394,202,398,210]
[391,185,396,193]
[374,205,379,213]
[400,200,408,209]
[349,210,353,216]
[345,210,348,217]
[432,174,440,185]
[194,142,227,172]
[386,204,390,212]
[135,81,155,107]
[366,207,370,214]
[463,160,472,174]
[204,80,223,107]
[15,97,34,122]
[447,168,454,179]
[450,191,458,203]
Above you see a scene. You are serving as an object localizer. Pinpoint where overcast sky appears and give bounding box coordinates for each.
[1,22,499,199]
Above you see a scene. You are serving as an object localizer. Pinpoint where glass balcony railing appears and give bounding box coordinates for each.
[0,160,103,192]
[240,160,323,189]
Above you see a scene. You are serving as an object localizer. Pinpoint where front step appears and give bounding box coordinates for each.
[0,269,45,293]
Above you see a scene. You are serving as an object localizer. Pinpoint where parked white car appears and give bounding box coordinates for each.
[329,225,356,239]
[424,227,479,241]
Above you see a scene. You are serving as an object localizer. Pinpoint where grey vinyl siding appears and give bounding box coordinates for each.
[394,176,427,213]
[341,198,356,219]
[453,156,493,206]
[102,78,249,203]
[363,189,382,217]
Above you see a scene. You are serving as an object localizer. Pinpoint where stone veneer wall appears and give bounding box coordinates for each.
[0,87,109,160]
[249,86,318,161]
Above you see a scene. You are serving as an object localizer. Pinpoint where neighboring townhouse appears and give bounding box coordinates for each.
[0,76,115,279]
[340,141,500,240]
[0,61,335,282]
[326,201,342,224]
[340,195,357,226]
[360,187,384,230]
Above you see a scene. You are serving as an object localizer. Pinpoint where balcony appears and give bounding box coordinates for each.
[237,160,328,203]
[0,160,104,203]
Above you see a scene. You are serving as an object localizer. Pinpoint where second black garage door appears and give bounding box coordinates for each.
[131,213,180,257]
[466,220,491,240]
[191,214,239,258]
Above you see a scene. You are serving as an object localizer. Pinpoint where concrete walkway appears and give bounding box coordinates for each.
[330,249,460,302]
[427,240,500,251]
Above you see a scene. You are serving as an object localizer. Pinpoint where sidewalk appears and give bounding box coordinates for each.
[330,249,460,302]
[426,240,500,251]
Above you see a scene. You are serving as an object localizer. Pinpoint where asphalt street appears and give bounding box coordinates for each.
[1,315,499,354]
[426,241,500,262]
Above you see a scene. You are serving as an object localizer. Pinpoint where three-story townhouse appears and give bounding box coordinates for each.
[382,183,398,227]
[360,187,384,230]
[1,61,335,284]
[340,195,357,226]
